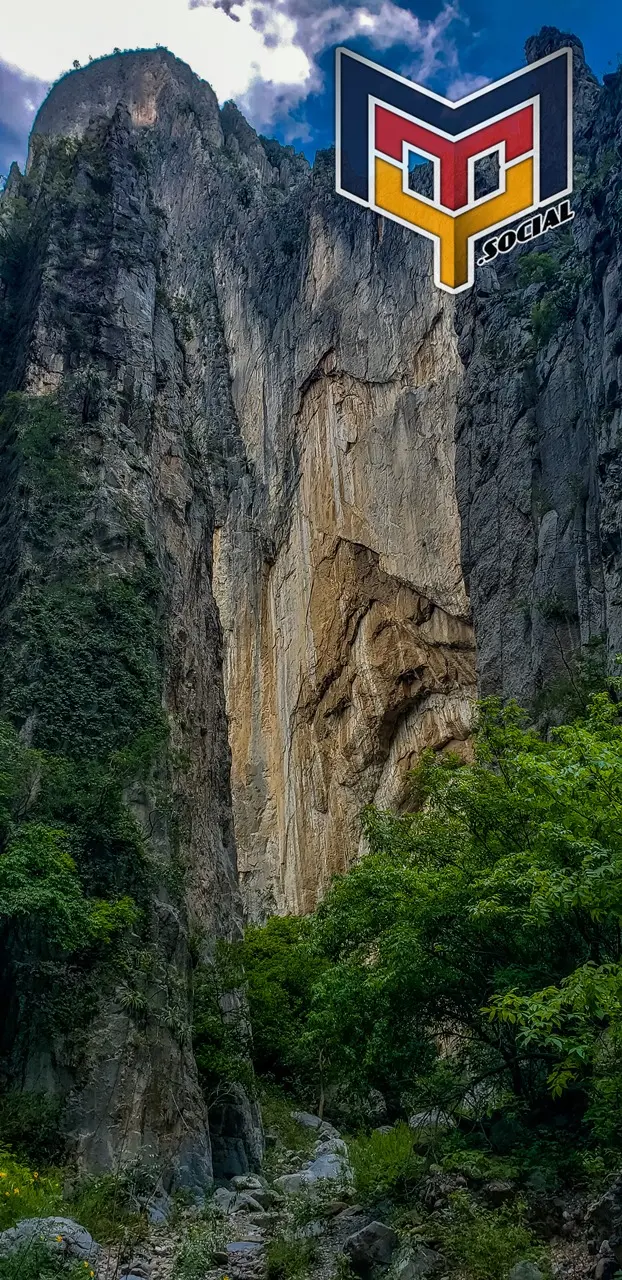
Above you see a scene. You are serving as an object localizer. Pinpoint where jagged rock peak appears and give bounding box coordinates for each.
[525,26,588,65]
[33,46,224,150]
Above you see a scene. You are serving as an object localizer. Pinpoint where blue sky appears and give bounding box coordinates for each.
[2,0,622,176]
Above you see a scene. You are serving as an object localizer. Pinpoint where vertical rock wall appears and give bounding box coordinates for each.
[455,30,622,707]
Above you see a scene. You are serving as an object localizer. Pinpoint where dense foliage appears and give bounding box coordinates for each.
[0,390,175,1097]
[239,689,622,1161]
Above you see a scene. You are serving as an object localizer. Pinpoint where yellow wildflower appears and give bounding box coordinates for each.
[56,1235,63,1242]
[0,1172,6,1178]
[13,1188,19,1195]
[33,1172,38,1179]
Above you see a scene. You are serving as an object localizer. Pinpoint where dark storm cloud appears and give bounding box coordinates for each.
[0,59,49,178]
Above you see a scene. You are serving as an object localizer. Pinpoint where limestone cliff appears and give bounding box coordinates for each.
[0,52,263,1187]
[2,26,619,1176]
[24,46,475,923]
[456,29,621,707]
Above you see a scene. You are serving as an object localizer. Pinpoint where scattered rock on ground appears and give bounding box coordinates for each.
[393,1244,443,1278]
[345,1220,399,1272]
[232,1174,265,1191]
[231,1192,265,1213]
[508,1263,544,1280]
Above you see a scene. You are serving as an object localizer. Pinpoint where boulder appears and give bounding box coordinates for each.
[587,1175,622,1236]
[274,1150,352,1195]
[315,1138,349,1157]
[291,1110,340,1139]
[587,1176,622,1262]
[306,1152,352,1183]
[147,1196,172,1226]
[393,1244,442,1278]
[212,1186,236,1213]
[291,1110,324,1130]
[408,1109,455,1134]
[274,1172,308,1195]
[595,1258,619,1280]
[245,1187,281,1209]
[345,1220,399,1273]
[507,1264,544,1280]
[231,1174,265,1191]
[231,1191,265,1213]
[0,1217,99,1262]
[481,1179,515,1207]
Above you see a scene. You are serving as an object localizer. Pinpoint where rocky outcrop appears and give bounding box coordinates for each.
[4,24,619,1177]
[455,29,621,706]
[0,50,262,1187]
[26,46,475,921]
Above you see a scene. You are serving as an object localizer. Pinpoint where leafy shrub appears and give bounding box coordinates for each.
[0,1149,63,1230]
[192,949,255,1105]
[530,296,562,345]
[348,1124,425,1202]
[260,1085,317,1153]
[440,1191,539,1280]
[265,1236,317,1280]
[69,1170,148,1248]
[175,1212,227,1280]
[239,915,328,1090]
[517,252,558,286]
[240,683,622,1186]
[0,1091,65,1165]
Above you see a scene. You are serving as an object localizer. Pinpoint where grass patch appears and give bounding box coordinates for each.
[348,1124,425,1203]
[265,1236,318,1280]
[69,1171,148,1249]
[0,1245,91,1280]
[440,1191,542,1280]
[174,1211,228,1280]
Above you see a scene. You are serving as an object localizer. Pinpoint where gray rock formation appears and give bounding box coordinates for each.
[26,45,476,927]
[0,47,263,1188]
[2,24,620,1179]
[455,29,619,707]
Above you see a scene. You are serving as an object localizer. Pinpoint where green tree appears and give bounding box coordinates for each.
[239,915,328,1092]
[294,692,622,1125]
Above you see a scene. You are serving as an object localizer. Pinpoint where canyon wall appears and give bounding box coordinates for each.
[456,29,621,707]
[30,46,476,922]
[2,25,621,1174]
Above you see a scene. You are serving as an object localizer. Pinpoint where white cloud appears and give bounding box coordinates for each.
[3,0,467,127]
[2,0,477,155]
[2,0,310,102]
[445,70,489,100]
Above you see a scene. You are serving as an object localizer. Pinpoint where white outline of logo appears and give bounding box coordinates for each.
[335,46,573,294]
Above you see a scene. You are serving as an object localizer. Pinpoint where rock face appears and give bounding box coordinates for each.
[27,46,475,922]
[3,26,621,1175]
[455,29,620,706]
[0,48,263,1186]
